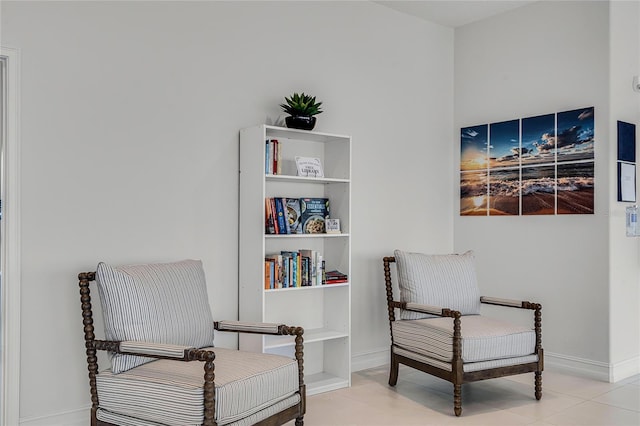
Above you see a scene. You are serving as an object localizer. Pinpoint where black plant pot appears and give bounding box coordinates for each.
[285,115,316,131]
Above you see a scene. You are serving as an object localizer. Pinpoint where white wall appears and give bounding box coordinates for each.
[608,0,640,381]
[1,1,454,422]
[454,1,613,377]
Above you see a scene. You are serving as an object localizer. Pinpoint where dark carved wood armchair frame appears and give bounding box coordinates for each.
[79,271,306,426]
[383,257,543,416]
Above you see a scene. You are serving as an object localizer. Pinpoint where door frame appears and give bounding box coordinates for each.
[1,45,21,426]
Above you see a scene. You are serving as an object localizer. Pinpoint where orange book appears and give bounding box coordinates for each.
[265,198,275,234]
[264,261,270,289]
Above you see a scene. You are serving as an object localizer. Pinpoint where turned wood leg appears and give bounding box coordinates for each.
[535,371,542,400]
[454,384,462,416]
[388,351,399,386]
[295,416,304,426]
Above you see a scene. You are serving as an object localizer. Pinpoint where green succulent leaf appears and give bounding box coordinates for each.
[280,92,324,116]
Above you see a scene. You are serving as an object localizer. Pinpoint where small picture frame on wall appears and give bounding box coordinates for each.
[618,121,636,163]
[618,162,636,202]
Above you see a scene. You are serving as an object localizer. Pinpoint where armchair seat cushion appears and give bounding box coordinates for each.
[392,315,535,363]
[96,347,300,426]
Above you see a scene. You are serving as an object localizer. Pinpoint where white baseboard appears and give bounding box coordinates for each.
[508,352,639,384]
[609,356,640,382]
[530,352,639,383]
[351,348,389,372]
[20,406,89,426]
[544,351,610,382]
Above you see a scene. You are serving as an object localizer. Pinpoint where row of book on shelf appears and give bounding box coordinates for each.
[266,197,329,234]
[265,250,348,289]
[265,139,281,175]
[266,138,325,178]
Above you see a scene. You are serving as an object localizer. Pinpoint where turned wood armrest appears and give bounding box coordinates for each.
[481,296,541,310]
[389,300,461,318]
[120,341,196,358]
[215,320,304,336]
[214,321,306,388]
[92,340,216,362]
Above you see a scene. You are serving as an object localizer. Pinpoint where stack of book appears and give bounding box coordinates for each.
[325,270,348,285]
[265,139,281,175]
[264,249,325,289]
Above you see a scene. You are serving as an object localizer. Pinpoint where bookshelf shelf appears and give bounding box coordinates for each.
[264,233,349,239]
[239,124,352,395]
[266,174,350,184]
[265,327,349,349]
[305,373,349,396]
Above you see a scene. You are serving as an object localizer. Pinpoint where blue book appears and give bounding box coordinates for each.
[265,140,270,174]
[269,261,275,289]
[300,198,329,234]
[280,251,292,288]
[292,252,298,287]
[274,197,287,234]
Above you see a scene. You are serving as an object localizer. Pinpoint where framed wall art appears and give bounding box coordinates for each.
[460,106,595,216]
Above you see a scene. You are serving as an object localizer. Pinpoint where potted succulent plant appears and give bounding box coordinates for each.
[280,92,323,131]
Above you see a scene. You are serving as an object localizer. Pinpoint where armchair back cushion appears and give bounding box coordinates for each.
[394,250,481,320]
[96,259,215,373]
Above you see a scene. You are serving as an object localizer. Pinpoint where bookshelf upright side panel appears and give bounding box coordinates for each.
[239,126,268,353]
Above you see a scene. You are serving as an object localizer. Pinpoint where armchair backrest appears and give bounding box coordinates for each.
[95,259,215,373]
[392,250,481,320]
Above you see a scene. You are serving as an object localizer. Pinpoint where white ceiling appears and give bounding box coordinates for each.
[375,1,537,28]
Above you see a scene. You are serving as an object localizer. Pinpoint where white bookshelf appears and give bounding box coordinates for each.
[239,124,352,395]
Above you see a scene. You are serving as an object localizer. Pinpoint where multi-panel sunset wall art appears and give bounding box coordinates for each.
[460,107,595,216]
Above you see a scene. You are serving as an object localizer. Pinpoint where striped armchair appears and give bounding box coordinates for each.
[383,251,543,417]
[79,260,305,426]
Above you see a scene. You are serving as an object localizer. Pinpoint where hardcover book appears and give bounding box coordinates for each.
[280,251,292,288]
[274,198,288,234]
[285,198,303,234]
[298,249,315,286]
[270,198,280,234]
[265,254,283,289]
[300,198,330,234]
[265,139,281,175]
[265,198,276,235]
[325,269,348,284]
[264,261,271,289]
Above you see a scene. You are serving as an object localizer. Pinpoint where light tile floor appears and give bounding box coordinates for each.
[294,366,640,425]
